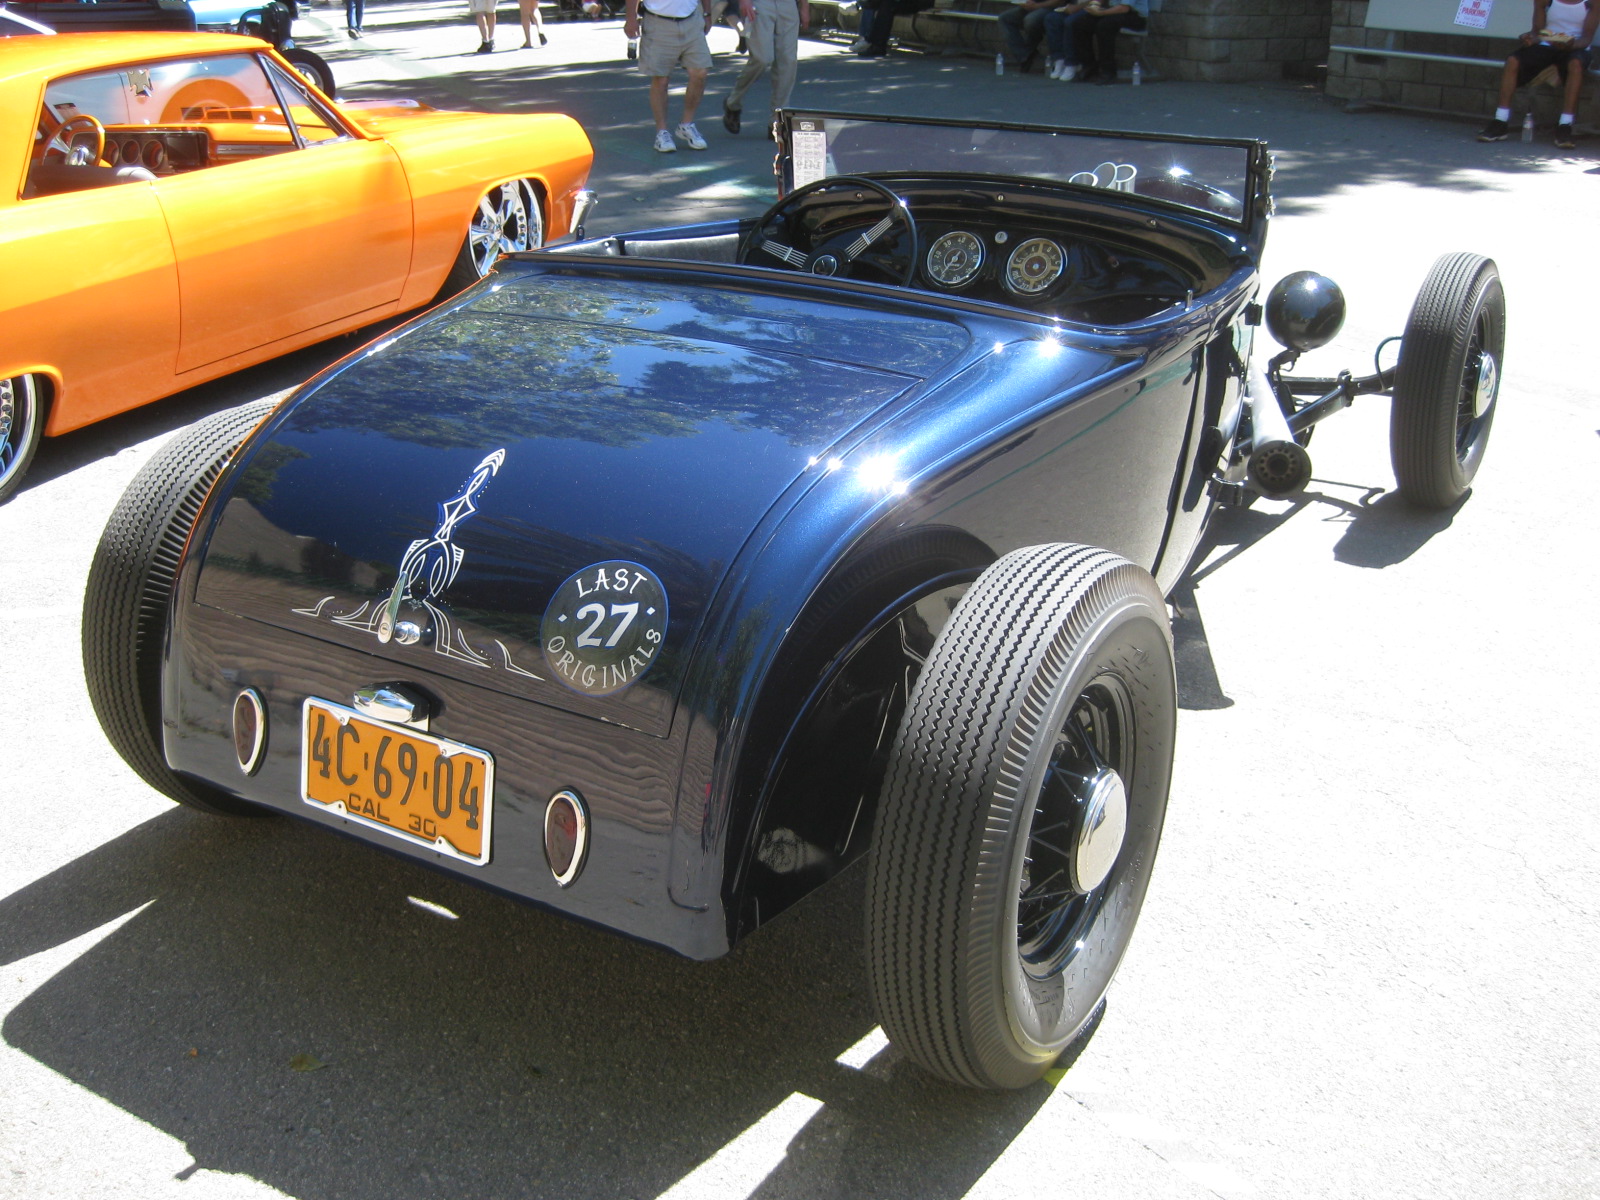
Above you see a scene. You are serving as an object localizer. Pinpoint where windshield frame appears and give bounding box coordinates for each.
[774,109,1271,238]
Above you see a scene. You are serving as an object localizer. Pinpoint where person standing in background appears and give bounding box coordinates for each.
[346,0,364,36]
[625,0,715,152]
[710,0,748,53]
[469,0,499,52]
[519,0,549,46]
[722,0,807,136]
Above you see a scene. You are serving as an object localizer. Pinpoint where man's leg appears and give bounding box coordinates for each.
[1068,11,1096,75]
[727,0,774,114]
[1480,48,1533,139]
[683,66,708,123]
[866,0,894,52]
[650,74,672,131]
[1092,13,1129,78]
[1495,55,1520,109]
[999,6,1030,64]
[1561,51,1586,113]
[1022,6,1050,58]
[768,0,800,118]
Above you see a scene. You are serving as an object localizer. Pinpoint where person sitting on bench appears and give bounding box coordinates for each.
[1477,0,1596,149]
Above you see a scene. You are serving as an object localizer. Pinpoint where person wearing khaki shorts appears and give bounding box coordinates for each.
[624,0,715,152]
[722,0,807,138]
[468,0,498,52]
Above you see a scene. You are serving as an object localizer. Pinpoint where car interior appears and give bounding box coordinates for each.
[24,51,347,198]
[551,173,1250,327]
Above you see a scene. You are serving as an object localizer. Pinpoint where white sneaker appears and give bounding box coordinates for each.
[850,37,869,52]
[1058,63,1077,81]
[675,121,707,150]
[1047,59,1062,78]
[653,128,676,152]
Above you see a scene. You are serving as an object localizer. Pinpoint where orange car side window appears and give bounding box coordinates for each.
[26,53,314,200]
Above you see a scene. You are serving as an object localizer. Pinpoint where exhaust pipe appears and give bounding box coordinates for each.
[1245,364,1313,496]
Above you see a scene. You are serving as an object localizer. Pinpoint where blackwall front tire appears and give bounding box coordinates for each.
[0,375,46,505]
[1389,252,1504,509]
[82,400,279,817]
[864,543,1175,1089]
[282,47,335,97]
[438,179,546,300]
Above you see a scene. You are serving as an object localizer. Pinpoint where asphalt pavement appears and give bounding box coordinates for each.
[2,7,1597,1199]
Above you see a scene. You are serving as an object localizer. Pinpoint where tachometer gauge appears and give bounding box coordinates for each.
[925,230,985,288]
[1004,238,1065,295]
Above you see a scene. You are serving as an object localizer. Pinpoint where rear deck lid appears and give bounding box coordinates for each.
[192,271,972,735]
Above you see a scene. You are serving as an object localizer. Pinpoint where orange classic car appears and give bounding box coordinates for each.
[0,32,594,502]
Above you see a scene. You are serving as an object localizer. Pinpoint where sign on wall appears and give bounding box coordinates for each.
[1365,0,1529,38]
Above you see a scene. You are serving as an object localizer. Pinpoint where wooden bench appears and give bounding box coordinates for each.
[1330,43,1597,125]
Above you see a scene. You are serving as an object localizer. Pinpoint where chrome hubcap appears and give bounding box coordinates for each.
[1471,350,1498,419]
[1071,768,1127,894]
[469,181,540,276]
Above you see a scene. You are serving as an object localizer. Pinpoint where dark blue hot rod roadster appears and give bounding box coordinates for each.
[83,111,1503,1090]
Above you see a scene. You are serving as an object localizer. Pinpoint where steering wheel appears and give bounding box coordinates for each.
[43,113,106,165]
[738,175,919,287]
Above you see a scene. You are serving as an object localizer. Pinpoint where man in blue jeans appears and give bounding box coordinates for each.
[1046,0,1146,82]
[999,0,1071,71]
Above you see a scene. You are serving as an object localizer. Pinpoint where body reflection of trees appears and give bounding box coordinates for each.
[282,301,923,456]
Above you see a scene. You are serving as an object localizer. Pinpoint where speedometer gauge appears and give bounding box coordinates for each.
[1004,238,1065,295]
[925,231,985,288]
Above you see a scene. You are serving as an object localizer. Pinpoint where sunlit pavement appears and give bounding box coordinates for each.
[2,10,1597,1199]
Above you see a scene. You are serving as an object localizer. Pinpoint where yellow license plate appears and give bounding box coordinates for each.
[301,698,494,866]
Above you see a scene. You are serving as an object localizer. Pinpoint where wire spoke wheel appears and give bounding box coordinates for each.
[865,543,1175,1089]
[1390,252,1504,508]
[1015,676,1131,980]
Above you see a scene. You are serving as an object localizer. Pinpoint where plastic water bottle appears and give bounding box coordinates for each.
[1131,61,1142,86]
[1521,113,1534,141]
[627,35,639,59]
[995,53,1004,76]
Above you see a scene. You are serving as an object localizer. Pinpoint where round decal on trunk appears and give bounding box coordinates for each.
[541,561,668,696]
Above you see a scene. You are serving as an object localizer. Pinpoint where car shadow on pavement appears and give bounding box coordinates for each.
[1,808,1051,1200]
[1325,486,1463,569]
[1170,481,1461,710]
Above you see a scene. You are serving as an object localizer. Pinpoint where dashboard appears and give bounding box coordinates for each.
[750,175,1243,325]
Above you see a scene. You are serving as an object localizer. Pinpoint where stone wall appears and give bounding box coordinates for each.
[1144,0,1331,83]
[1325,0,1600,128]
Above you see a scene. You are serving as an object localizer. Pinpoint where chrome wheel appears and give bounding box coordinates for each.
[468,179,544,277]
[0,375,44,505]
